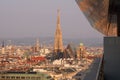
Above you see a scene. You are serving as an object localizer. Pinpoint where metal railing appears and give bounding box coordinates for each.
[96,55,104,80]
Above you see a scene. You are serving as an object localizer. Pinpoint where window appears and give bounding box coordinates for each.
[1,76,5,79]
[16,76,20,79]
[36,77,41,80]
[26,77,30,79]
[31,77,36,79]
[11,76,15,79]
[6,76,10,79]
[21,77,25,79]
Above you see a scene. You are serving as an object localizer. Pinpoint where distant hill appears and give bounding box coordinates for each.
[0,37,103,47]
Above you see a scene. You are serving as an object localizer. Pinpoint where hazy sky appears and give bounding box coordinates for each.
[0,0,103,39]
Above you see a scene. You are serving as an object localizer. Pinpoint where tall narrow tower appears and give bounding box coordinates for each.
[54,9,63,53]
[34,38,40,52]
[1,41,5,54]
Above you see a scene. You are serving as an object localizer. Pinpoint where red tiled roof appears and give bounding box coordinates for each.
[31,56,46,61]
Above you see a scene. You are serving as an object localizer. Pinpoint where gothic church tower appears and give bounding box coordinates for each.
[54,9,63,53]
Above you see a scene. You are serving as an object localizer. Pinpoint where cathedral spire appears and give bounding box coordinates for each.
[57,9,60,25]
[54,9,63,53]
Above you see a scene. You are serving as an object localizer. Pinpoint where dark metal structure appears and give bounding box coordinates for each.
[108,0,120,36]
[75,0,120,36]
[75,0,120,80]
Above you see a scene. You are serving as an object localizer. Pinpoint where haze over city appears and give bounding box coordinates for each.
[0,0,103,39]
[0,0,105,80]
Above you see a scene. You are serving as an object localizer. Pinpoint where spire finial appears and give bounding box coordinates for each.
[57,9,60,24]
[57,9,60,13]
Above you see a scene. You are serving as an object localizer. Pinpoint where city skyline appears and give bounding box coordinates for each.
[0,0,103,39]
